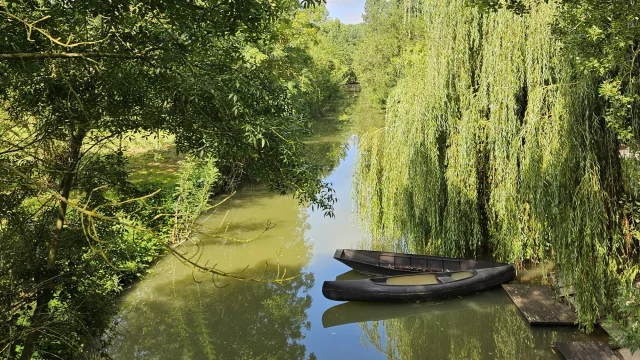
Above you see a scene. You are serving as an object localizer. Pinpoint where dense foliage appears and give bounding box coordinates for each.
[310,18,363,85]
[0,0,352,358]
[351,0,414,105]
[353,0,640,334]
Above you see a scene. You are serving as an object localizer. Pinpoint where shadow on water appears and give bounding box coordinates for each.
[304,93,383,177]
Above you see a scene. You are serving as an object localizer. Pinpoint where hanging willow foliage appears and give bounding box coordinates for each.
[354,0,635,328]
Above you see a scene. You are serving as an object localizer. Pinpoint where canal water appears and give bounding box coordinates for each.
[108,96,607,360]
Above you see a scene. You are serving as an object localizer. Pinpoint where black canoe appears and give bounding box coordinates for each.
[333,249,511,276]
[323,249,516,302]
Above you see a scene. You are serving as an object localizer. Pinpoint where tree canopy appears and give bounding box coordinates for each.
[0,0,347,358]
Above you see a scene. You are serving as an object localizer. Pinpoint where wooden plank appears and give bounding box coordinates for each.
[554,342,619,360]
[599,322,623,349]
[600,323,640,359]
[617,348,640,360]
[503,284,577,325]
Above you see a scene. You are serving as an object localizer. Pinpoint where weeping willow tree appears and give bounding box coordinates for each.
[354,0,638,328]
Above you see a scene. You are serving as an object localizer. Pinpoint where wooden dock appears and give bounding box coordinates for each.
[503,282,640,359]
[599,323,640,359]
[502,284,577,325]
[553,342,618,360]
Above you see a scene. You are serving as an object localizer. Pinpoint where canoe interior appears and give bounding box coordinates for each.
[385,274,441,285]
[382,271,476,285]
[336,249,505,272]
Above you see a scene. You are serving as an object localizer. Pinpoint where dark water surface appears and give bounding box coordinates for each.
[108,97,608,360]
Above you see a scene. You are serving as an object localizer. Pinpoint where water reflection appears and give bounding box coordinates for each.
[109,187,316,359]
[109,97,366,359]
[305,118,351,177]
[356,292,608,360]
[323,287,511,328]
[110,273,314,359]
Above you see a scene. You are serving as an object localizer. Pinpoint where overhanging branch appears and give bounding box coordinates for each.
[0,52,148,60]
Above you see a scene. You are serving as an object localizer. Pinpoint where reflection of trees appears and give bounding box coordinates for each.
[359,300,597,360]
[109,181,316,359]
[304,122,350,177]
[305,94,384,177]
[109,271,314,360]
[349,94,385,137]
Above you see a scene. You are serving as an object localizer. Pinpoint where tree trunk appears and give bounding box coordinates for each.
[19,128,86,360]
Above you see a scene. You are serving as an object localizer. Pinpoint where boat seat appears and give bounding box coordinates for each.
[436,275,455,283]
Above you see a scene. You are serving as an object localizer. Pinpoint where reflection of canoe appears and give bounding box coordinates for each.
[333,249,512,276]
[323,252,516,302]
[335,270,370,281]
[322,288,511,328]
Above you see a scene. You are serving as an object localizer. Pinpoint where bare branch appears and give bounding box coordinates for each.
[193,220,277,243]
[0,8,105,48]
[169,247,299,284]
[0,52,147,61]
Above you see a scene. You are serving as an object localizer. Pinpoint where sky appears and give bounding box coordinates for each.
[325,0,365,24]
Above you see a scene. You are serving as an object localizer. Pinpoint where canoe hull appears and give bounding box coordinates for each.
[324,256,516,303]
[333,249,509,276]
